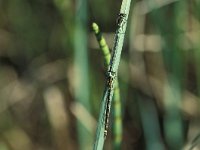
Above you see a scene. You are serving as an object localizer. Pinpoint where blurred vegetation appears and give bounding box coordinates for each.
[0,0,200,150]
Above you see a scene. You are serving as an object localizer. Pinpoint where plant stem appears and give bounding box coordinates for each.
[92,22,122,149]
[93,0,132,149]
[74,0,92,149]
[92,23,111,64]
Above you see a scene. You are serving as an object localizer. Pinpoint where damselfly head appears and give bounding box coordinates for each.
[104,130,107,138]
[116,13,126,26]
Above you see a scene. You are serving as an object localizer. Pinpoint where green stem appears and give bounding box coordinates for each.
[92,23,111,64]
[92,23,122,149]
[93,0,132,149]
[74,0,92,149]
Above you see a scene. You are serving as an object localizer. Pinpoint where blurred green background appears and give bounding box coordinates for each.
[0,0,200,149]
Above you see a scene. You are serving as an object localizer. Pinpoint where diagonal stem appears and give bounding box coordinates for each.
[93,0,132,149]
[92,22,123,149]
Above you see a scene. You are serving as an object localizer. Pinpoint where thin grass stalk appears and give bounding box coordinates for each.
[93,0,132,149]
[129,2,165,149]
[74,0,92,149]
[146,0,177,69]
[53,0,73,50]
[92,23,122,149]
[162,1,185,149]
[164,2,187,149]
[137,95,165,150]
[146,0,184,149]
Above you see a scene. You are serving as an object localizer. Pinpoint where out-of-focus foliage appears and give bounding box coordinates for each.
[0,0,200,150]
